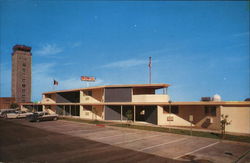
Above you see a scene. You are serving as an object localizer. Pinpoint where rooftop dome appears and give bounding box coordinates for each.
[213,94,221,101]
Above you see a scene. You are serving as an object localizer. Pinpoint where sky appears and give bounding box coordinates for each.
[0,0,249,102]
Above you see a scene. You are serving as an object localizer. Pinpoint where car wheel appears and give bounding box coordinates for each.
[53,117,58,121]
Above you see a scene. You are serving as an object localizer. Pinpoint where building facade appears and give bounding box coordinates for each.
[0,97,15,109]
[20,84,250,134]
[11,45,32,103]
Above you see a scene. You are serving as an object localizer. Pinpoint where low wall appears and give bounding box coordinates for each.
[132,95,169,102]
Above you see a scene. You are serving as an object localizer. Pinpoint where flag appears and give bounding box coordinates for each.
[53,80,58,85]
[148,56,152,68]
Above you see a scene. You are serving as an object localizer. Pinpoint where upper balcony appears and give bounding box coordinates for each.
[80,89,103,103]
[41,98,56,104]
[132,94,170,103]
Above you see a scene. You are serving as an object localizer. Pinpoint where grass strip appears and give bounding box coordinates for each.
[59,117,113,125]
[111,124,250,144]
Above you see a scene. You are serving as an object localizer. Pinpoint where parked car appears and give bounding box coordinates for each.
[0,109,17,118]
[6,111,33,119]
[28,112,58,122]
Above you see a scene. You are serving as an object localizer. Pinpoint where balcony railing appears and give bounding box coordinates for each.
[132,94,169,102]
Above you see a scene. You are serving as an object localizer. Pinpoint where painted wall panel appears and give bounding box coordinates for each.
[105,88,131,102]
[56,91,80,103]
[105,105,121,120]
[221,106,250,134]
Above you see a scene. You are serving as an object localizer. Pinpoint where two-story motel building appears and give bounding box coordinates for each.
[20,84,250,134]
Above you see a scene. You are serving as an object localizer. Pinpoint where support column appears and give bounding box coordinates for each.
[63,105,65,116]
[133,105,136,122]
[104,105,106,120]
[69,105,72,117]
[121,105,123,121]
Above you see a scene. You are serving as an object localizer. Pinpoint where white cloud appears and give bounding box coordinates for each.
[32,63,56,101]
[71,42,82,48]
[0,64,11,97]
[35,44,63,56]
[56,78,104,90]
[101,59,148,68]
[233,32,250,37]
[32,62,105,101]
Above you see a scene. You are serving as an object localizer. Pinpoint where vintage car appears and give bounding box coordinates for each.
[28,112,58,122]
[6,111,33,119]
[0,109,17,118]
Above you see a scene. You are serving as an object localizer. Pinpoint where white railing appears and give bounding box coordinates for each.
[80,96,101,103]
[41,98,56,104]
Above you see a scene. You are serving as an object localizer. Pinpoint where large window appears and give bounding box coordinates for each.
[163,106,179,114]
[71,105,80,116]
[204,106,216,116]
[62,105,80,116]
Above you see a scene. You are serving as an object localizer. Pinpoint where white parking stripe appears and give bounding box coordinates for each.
[113,134,162,145]
[95,132,138,140]
[174,141,219,159]
[139,137,189,151]
[63,128,106,133]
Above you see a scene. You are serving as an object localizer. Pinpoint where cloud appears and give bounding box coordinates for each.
[56,78,104,90]
[32,62,105,101]
[0,64,11,97]
[233,32,250,37]
[101,59,148,68]
[71,42,82,48]
[32,63,56,100]
[35,44,63,56]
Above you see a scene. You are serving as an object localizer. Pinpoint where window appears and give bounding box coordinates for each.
[46,94,51,98]
[163,106,179,114]
[204,106,216,116]
[23,63,26,67]
[140,109,145,115]
[22,84,26,88]
[85,91,92,96]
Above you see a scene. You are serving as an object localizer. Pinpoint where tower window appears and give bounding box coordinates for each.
[23,63,26,67]
[22,84,26,88]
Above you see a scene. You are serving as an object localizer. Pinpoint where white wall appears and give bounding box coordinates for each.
[157,106,192,126]
[221,106,250,134]
[133,95,169,102]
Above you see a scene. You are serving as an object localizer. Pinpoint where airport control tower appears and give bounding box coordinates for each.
[11,45,32,103]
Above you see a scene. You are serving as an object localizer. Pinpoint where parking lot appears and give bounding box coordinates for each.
[3,119,250,163]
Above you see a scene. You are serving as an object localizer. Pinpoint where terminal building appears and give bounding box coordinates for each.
[20,84,250,134]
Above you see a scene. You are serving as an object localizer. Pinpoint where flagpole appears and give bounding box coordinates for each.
[53,79,55,91]
[149,56,152,84]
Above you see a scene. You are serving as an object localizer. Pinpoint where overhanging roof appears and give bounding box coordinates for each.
[43,83,170,94]
[21,101,250,107]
